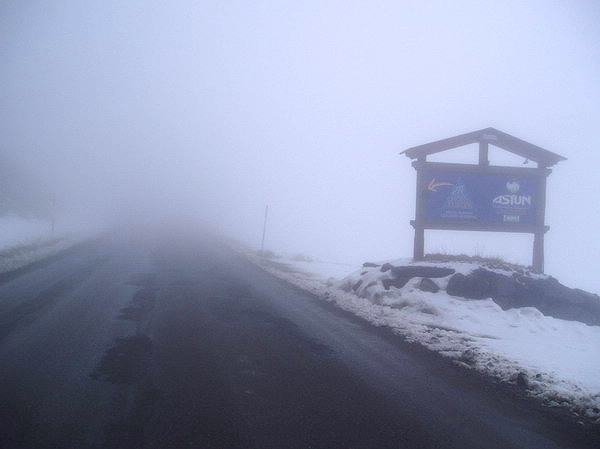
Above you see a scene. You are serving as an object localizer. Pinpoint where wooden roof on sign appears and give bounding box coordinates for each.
[403,127,566,167]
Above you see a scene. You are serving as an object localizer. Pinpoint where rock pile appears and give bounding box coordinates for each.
[357,262,600,326]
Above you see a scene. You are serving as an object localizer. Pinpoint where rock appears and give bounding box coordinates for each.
[454,361,471,370]
[447,272,490,299]
[363,262,380,268]
[516,372,529,388]
[508,277,600,326]
[381,266,454,292]
[390,266,455,279]
[459,349,476,364]
[380,263,394,273]
[447,269,518,300]
[382,278,410,290]
[352,279,363,291]
[445,268,600,326]
[417,278,439,293]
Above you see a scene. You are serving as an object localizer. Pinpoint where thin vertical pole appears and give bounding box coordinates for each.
[50,193,56,237]
[260,205,269,254]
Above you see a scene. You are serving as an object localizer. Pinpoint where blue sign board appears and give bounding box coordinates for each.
[423,170,538,225]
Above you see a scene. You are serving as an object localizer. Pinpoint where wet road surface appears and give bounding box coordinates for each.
[0,232,598,448]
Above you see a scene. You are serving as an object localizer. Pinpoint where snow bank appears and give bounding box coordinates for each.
[248,253,600,423]
[0,215,95,275]
[0,215,52,248]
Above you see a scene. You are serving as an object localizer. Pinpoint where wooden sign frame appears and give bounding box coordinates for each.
[403,128,566,273]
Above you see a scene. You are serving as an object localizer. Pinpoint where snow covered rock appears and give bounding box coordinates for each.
[342,261,600,328]
[417,277,440,293]
[390,266,455,280]
[380,263,394,272]
[446,269,517,300]
[446,268,600,326]
[382,278,410,290]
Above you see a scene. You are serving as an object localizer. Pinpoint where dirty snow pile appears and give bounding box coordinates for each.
[250,254,600,423]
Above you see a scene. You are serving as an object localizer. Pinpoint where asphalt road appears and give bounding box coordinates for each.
[0,232,598,449]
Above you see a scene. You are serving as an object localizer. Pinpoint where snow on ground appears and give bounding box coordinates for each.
[266,256,356,280]
[0,214,52,248]
[248,252,600,423]
[0,214,96,274]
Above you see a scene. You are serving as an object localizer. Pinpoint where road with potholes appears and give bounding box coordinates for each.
[0,231,598,449]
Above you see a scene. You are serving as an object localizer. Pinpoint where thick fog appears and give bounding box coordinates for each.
[2,0,599,292]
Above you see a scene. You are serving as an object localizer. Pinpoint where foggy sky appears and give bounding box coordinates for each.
[1,0,600,292]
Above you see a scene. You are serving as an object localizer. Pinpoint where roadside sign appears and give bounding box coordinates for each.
[402,128,566,272]
[423,170,538,226]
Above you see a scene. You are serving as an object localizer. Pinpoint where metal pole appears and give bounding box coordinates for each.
[260,205,268,254]
[50,193,56,237]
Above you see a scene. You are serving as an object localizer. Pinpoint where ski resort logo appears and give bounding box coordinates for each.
[506,180,520,194]
[443,178,474,210]
[493,180,531,208]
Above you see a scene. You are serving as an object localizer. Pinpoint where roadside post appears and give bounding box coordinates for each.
[50,193,56,237]
[260,205,269,255]
[402,128,566,273]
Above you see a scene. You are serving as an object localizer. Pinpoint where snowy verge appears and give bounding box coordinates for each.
[0,215,98,275]
[0,236,82,274]
[246,252,600,424]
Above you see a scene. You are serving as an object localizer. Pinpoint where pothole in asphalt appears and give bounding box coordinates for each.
[126,273,158,288]
[118,287,157,322]
[90,335,153,385]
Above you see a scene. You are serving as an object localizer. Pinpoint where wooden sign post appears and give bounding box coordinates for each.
[403,128,566,273]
